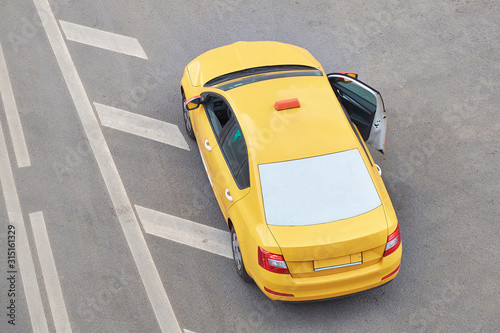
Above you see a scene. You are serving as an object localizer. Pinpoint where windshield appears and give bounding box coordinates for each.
[204,65,322,89]
[258,149,381,226]
[214,69,322,91]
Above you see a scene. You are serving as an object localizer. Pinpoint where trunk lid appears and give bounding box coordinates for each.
[267,205,387,277]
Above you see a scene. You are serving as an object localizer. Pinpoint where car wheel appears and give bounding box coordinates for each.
[231,226,253,283]
[182,91,196,140]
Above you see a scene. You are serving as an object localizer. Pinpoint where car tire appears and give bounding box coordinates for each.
[182,91,196,140]
[231,226,253,283]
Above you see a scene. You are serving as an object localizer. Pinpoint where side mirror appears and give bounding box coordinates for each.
[185,95,202,110]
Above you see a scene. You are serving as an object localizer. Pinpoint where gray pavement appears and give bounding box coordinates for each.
[0,0,498,332]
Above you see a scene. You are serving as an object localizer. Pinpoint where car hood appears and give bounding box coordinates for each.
[186,41,322,87]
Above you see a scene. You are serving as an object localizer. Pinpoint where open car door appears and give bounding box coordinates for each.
[327,73,387,153]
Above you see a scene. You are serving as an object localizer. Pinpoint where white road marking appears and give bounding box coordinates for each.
[32,0,182,332]
[59,20,148,59]
[136,205,232,259]
[0,121,48,332]
[29,211,72,333]
[94,103,190,150]
[0,42,31,168]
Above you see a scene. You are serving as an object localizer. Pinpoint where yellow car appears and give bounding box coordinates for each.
[180,41,401,301]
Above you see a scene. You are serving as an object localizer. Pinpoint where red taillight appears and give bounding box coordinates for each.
[258,247,289,274]
[383,225,401,257]
[264,287,294,297]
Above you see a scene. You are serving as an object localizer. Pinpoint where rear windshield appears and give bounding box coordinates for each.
[258,149,381,226]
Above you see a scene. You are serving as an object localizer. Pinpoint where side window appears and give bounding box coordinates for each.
[335,80,377,109]
[204,95,233,138]
[330,79,377,140]
[328,73,387,153]
[220,121,250,189]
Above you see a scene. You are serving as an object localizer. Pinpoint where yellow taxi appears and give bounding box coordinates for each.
[180,41,401,301]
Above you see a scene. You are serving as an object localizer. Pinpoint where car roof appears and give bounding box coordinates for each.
[186,41,323,87]
[224,74,359,165]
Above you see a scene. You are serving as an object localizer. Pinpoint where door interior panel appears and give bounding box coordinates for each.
[329,78,376,141]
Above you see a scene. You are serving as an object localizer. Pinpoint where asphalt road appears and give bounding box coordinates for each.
[0,1,498,332]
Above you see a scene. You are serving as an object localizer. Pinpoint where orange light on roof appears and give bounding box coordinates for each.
[274,98,300,111]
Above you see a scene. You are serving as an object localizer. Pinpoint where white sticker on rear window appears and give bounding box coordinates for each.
[258,149,381,226]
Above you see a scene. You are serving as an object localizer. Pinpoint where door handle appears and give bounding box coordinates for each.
[225,189,233,202]
[204,139,212,151]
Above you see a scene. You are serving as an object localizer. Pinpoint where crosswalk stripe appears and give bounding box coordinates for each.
[94,103,190,150]
[0,121,48,332]
[60,20,148,59]
[136,205,232,259]
[0,42,31,168]
[30,211,72,333]
[32,0,182,331]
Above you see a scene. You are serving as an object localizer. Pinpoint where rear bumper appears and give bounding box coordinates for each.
[279,279,394,304]
[254,244,402,301]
